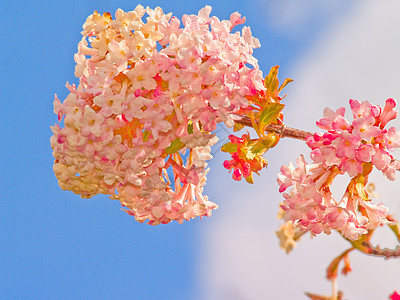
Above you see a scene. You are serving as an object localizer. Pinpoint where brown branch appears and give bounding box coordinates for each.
[235,116,313,141]
[235,116,400,171]
[360,241,400,259]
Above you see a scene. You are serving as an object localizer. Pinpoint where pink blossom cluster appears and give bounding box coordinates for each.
[223,133,269,182]
[309,98,400,179]
[278,99,400,240]
[223,135,253,181]
[390,290,400,300]
[51,5,266,224]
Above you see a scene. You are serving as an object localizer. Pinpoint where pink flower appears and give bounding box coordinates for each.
[229,11,246,31]
[307,99,400,178]
[371,146,392,170]
[379,98,398,128]
[316,106,346,130]
[81,106,105,137]
[360,201,388,229]
[93,90,125,117]
[52,5,267,224]
[349,99,380,119]
[352,116,380,141]
[223,133,268,182]
[341,158,363,177]
[333,131,360,159]
[356,144,375,162]
[382,160,400,181]
[126,60,158,91]
[384,127,400,150]
[390,291,400,300]
[278,98,399,240]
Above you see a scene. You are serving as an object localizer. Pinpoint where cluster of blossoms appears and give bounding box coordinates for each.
[278,99,400,240]
[390,291,400,300]
[222,132,278,183]
[221,67,290,183]
[51,5,267,224]
[223,133,267,182]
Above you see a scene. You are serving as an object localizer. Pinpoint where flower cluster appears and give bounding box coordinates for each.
[390,291,400,300]
[278,99,400,240]
[221,66,290,183]
[51,5,266,224]
[222,132,277,183]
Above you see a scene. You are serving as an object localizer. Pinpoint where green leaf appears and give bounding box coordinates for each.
[263,65,292,102]
[278,78,293,93]
[187,120,194,134]
[388,222,400,242]
[304,292,331,300]
[245,173,254,184]
[258,103,285,134]
[264,65,280,93]
[250,111,262,137]
[233,122,245,132]
[355,179,369,200]
[251,134,279,155]
[142,130,150,142]
[165,138,185,154]
[221,142,238,153]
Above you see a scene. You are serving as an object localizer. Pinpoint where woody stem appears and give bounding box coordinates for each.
[359,241,400,259]
[234,116,400,170]
[235,116,312,141]
[349,239,400,259]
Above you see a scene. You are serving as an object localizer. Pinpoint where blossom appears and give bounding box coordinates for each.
[390,291,400,300]
[278,99,399,240]
[307,99,400,179]
[222,133,270,183]
[51,5,267,224]
[93,90,125,117]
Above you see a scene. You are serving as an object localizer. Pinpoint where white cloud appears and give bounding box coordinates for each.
[198,1,400,299]
[258,0,353,37]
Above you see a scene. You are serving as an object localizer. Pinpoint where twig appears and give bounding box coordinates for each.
[235,116,313,141]
[360,241,400,260]
[235,116,400,171]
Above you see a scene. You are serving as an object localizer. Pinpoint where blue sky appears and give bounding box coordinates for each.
[2,1,398,299]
